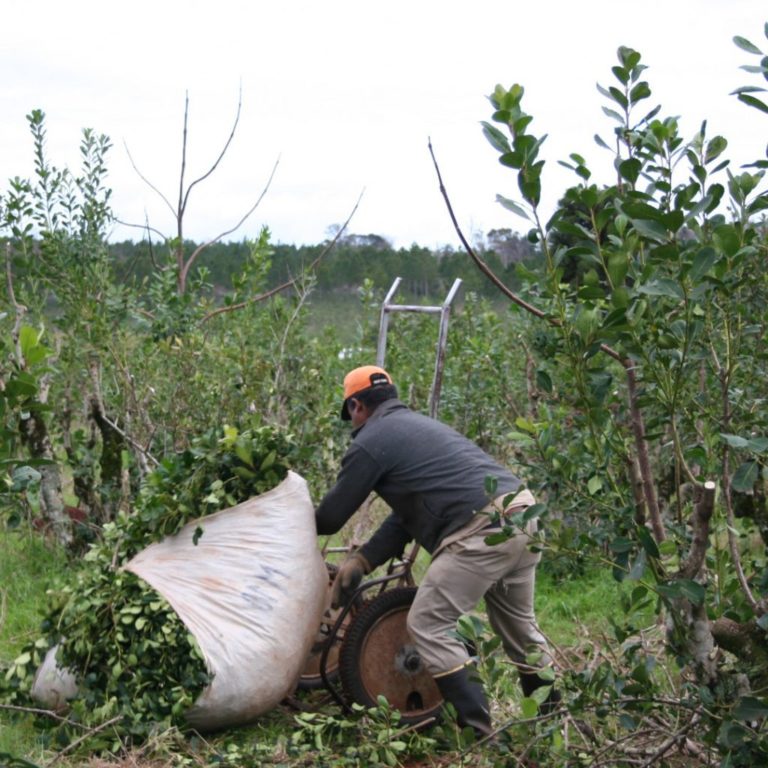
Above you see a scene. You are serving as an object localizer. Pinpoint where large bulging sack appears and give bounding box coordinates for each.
[125,470,327,731]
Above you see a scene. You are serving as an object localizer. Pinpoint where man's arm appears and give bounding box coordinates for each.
[315,443,383,535]
[359,513,412,570]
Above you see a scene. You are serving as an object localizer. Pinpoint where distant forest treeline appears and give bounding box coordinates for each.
[109,228,538,299]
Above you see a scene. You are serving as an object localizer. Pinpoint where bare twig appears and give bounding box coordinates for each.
[178,155,280,290]
[105,341,156,477]
[0,703,85,727]
[45,714,123,765]
[427,139,549,322]
[124,88,262,295]
[123,143,177,220]
[178,91,191,225]
[199,189,364,323]
[6,241,27,363]
[96,411,159,468]
[112,215,168,244]
[182,84,243,212]
[638,712,701,768]
[625,366,664,542]
[271,277,312,421]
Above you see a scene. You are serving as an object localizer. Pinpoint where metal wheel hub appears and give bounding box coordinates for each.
[357,607,441,715]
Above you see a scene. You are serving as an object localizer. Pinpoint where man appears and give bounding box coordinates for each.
[315,365,558,736]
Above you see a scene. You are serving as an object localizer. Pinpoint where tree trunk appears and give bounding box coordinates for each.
[711,616,768,688]
[20,410,72,547]
[90,396,126,524]
[665,482,718,685]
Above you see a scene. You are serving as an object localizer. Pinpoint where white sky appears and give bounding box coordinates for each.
[2,1,766,250]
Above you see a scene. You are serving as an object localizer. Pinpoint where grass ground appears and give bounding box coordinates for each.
[0,522,658,767]
[0,526,69,762]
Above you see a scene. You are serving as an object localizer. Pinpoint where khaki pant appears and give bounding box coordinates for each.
[406,505,551,677]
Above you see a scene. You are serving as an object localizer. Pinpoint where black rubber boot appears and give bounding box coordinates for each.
[434,665,493,737]
[519,670,561,715]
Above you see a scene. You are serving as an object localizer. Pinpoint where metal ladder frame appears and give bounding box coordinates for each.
[376,276,462,419]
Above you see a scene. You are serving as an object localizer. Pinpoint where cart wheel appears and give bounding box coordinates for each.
[339,586,443,726]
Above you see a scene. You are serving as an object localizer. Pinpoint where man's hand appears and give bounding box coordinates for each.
[330,551,371,609]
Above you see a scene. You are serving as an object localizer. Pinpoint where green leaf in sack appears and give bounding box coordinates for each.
[520,696,539,719]
[260,450,276,471]
[232,465,256,480]
[587,476,603,495]
[234,440,253,467]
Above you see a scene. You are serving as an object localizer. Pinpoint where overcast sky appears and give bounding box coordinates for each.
[2,1,766,250]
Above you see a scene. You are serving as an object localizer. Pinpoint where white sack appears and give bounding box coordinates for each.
[31,644,78,711]
[125,470,327,731]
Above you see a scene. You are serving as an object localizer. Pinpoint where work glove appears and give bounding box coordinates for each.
[330,551,371,609]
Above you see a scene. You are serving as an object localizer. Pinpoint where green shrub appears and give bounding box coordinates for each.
[2,420,296,751]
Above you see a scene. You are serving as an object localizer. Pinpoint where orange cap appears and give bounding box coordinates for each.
[341,365,393,420]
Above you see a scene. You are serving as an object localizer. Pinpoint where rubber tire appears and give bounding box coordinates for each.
[338,586,443,726]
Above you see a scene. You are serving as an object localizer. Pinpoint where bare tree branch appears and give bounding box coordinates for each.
[428,139,550,322]
[182,84,243,214]
[6,241,27,363]
[270,279,312,422]
[0,702,87,726]
[96,410,159,468]
[123,143,177,220]
[124,88,276,296]
[179,154,280,291]
[626,366,664,542]
[199,189,364,323]
[112,216,168,243]
[45,714,123,765]
[178,90,189,227]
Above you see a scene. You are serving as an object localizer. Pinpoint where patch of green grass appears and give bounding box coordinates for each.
[535,565,656,647]
[0,527,67,660]
[1,525,68,763]
[305,293,368,344]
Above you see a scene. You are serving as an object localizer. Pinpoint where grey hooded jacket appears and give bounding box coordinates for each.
[314,399,522,567]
